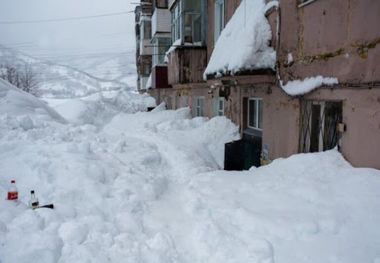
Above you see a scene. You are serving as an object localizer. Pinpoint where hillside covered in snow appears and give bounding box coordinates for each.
[0,46,134,98]
[0,75,379,263]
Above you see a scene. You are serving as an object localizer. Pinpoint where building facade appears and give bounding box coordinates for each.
[135,0,380,170]
[135,1,153,92]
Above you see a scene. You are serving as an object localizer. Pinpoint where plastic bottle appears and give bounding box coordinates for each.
[29,190,39,209]
[7,180,18,201]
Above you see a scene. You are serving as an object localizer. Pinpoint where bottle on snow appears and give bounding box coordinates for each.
[29,190,39,209]
[7,180,18,201]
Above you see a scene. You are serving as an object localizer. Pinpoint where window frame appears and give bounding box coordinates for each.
[214,0,225,43]
[217,97,224,116]
[247,98,263,131]
[298,0,319,8]
[195,96,205,117]
[153,37,172,65]
[142,63,151,76]
[171,2,181,42]
[170,0,204,44]
[142,19,152,40]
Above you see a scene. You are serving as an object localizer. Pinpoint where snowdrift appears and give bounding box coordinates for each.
[0,78,66,127]
[45,90,155,126]
[0,84,379,263]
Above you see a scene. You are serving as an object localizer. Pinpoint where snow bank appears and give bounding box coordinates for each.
[204,0,276,79]
[187,149,380,263]
[45,89,155,126]
[281,76,339,96]
[1,76,379,263]
[0,78,66,126]
[104,107,240,171]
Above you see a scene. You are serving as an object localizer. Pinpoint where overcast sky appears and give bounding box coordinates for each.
[0,0,136,61]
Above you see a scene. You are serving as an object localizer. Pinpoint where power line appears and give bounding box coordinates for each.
[0,11,134,25]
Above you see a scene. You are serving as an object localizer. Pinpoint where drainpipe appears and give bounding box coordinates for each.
[266,0,282,86]
[275,0,282,87]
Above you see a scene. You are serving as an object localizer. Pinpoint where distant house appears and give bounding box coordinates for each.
[135,0,380,170]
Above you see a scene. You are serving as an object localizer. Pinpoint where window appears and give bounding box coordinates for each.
[214,97,224,116]
[143,20,151,40]
[179,95,189,107]
[217,97,224,116]
[153,37,172,65]
[214,0,225,43]
[299,101,343,153]
[248,98,263,130]
[143,63,151,76]
[194,96,205,117]
[171,3,181,41]
[171,0,205,44]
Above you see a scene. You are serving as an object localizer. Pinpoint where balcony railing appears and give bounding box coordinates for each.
[167,45,207,85]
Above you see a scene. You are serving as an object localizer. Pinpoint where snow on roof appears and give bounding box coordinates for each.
[281,76,339,96]
[164,39,182,63]
[204,0,277,79]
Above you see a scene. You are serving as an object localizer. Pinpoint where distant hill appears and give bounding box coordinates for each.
[53,50,137,86]
[0,46,136,98]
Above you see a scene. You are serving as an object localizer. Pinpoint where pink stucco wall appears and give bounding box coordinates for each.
[152,0,380,170]
[305,87,380,169]
[215,75,301,160]
[280,0,380,83]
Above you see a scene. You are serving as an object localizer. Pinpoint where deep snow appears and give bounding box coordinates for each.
[0,79,380,263]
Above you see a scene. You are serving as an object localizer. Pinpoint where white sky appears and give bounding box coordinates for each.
[0,0,136,62]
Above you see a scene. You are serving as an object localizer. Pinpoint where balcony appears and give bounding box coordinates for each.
[152,8,171,36]
[167,45,207,85]
[139,18,153,56]
[140,39,153,56]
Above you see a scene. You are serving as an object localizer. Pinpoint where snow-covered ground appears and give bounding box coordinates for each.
[0,79,380,263]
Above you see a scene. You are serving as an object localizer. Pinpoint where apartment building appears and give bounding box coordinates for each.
[148,0,210,112]
[136,0,380,170]
[280,0,380,170]
[135,0,153,92]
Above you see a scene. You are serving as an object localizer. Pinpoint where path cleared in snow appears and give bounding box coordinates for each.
[1,81,380,263]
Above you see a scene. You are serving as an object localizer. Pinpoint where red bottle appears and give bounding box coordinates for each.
[7,180,18,200]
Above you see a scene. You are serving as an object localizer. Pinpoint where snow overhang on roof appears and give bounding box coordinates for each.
[204,0,277,80]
